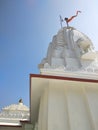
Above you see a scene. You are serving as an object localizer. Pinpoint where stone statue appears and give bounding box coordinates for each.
[64,11,81,27]
[39,27,98,73]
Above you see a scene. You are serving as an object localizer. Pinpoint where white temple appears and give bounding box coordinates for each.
[0,99,29,126]
[0,26,98,130]
[39,26,98,79]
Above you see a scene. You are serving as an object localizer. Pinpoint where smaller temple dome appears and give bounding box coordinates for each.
[0,99,30,126]
[2,101,29,111]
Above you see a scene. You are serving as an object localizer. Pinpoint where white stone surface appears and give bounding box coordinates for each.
[39,27,98,76]
[36,27,98,130]
[40,68,98,80]
[30,76,98,130]
[0,101,30,126]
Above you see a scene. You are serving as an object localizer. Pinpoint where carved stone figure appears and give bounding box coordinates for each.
[39,27,98,73]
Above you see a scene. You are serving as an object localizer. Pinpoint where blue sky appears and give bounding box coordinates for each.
[0,0,98,110]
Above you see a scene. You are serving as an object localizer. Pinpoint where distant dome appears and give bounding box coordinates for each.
[2,102,29,111]
[0,100,29,125]
[39,27,98,74]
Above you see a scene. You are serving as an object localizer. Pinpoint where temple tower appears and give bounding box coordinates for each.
[1,26,98,130]
[30,26,98,130]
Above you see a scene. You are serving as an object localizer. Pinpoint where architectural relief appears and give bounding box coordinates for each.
[39,27,98,74]
[0,100,29,125]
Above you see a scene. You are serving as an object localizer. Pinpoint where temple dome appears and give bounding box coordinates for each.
[39,27,98,75]
[2,102,29,111]
[0,99,29,126]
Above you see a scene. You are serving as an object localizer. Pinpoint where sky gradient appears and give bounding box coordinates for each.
[0,0,98,110]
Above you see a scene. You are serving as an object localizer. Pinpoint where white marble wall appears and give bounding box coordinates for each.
[38,82,98,130]
[39,27,98,74]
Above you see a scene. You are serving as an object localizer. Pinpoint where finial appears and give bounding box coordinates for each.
[19,98,23,103]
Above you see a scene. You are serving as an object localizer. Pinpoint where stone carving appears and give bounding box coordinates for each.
[0,101,29,120]
[39,27,98,73]
[64,11,81,27]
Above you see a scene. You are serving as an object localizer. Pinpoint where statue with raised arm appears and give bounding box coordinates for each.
[59,11,81,28]
[64,11,81,27]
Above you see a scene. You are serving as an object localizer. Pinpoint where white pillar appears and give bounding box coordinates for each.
[37,81,95,130]
[38,82,69,130]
